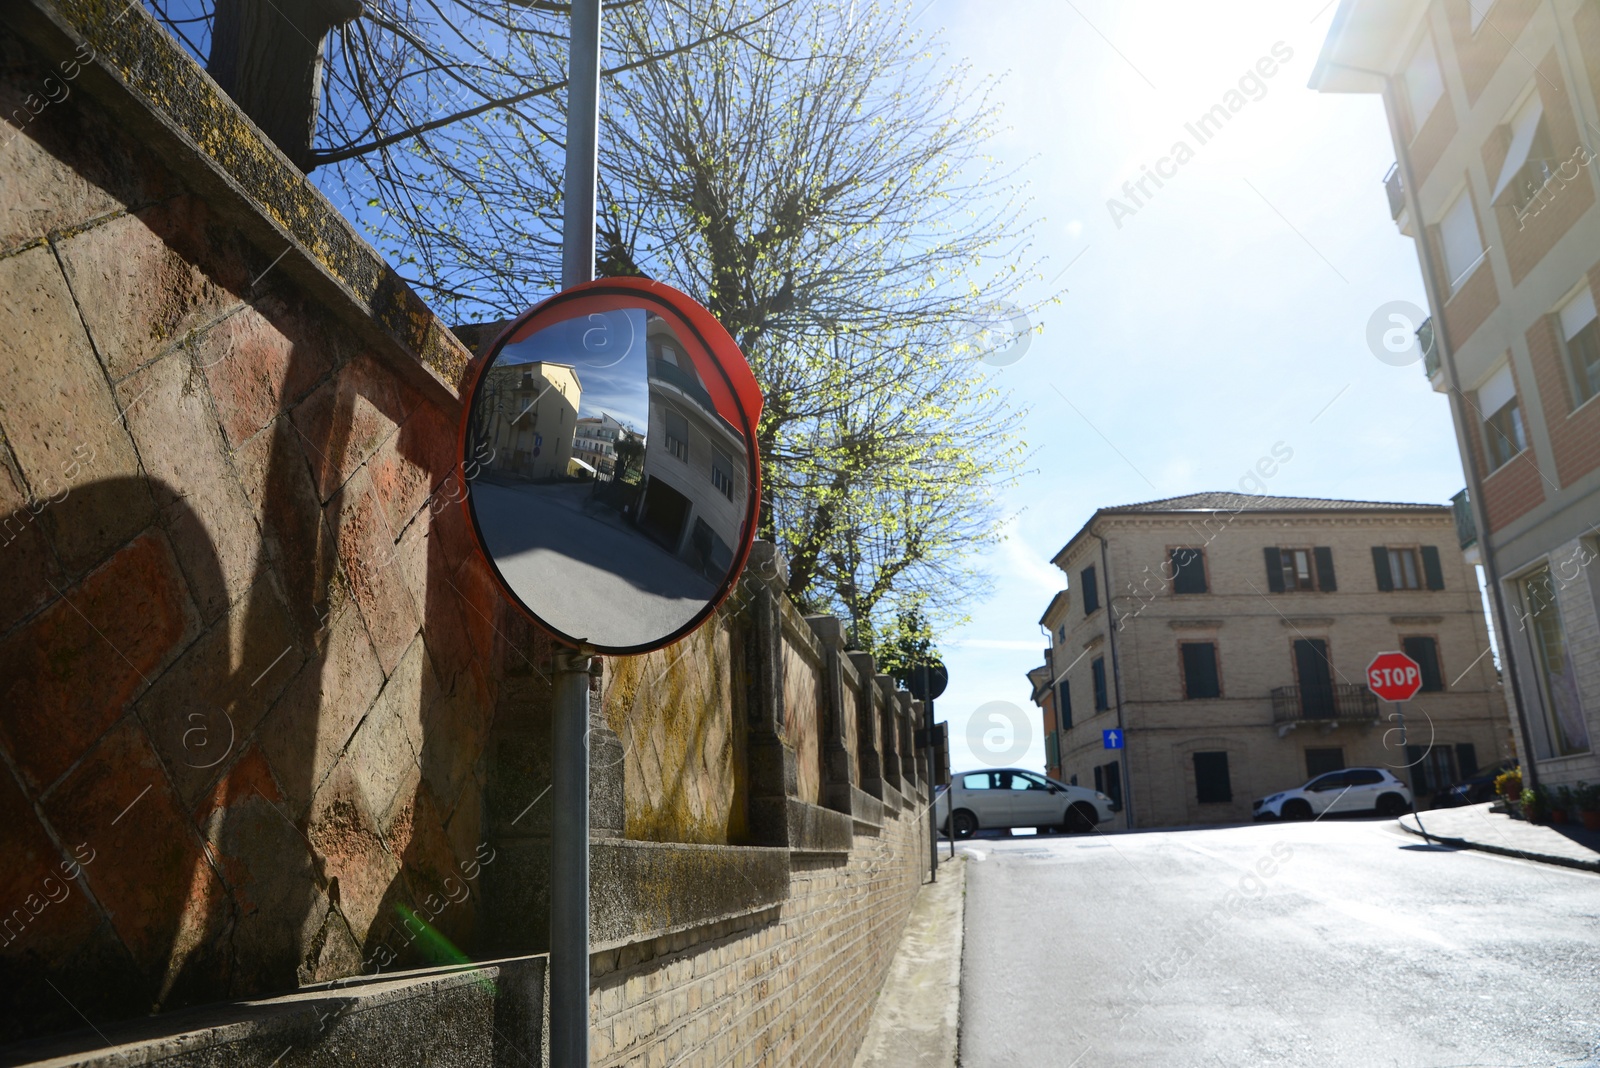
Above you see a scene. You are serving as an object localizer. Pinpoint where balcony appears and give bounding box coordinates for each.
[1384,163,1404,219]
[1270,683,1378,736]
[1452,488,1477,551]
[1418,317,1439,380]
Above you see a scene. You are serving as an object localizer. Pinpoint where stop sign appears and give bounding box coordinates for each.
[1367,651,1423,702]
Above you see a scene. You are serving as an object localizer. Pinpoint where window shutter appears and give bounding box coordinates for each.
[1094,765,1104,794]
[1264,547,1286,593]
[1171,549,1207,594]
[1405,745,1429,793]
[1193,752,1232,804]
[1092,657,1108,711]
[1313,547,1337,592]
[1181,643,1221,699]
[1421,546,1445,590]
[1058,680,1072,730]
[1081,566,1100,614]
[1046,731,1060,768]
[1402,636,1445,692]
[1455,743,1478,778]
[1372,547,1395,591]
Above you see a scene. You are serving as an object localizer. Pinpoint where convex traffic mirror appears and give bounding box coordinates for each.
[459,278,764,655]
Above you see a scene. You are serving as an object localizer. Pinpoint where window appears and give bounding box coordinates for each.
[1097,761,1122,808]
[1346,769,1383,786]
[1477,362,1526,473]
[1304,747,1345,778]
[1193,752,1232,804]
[1389,548,1422,590]
[1081,565,1100,615]
[1559,287,1600,406]
[664,408,689,462]
[961,772,992,790]
[1057,623,1067,642]
[1170,548,1207,594]
[1264,546,1335,592]
[1519,566,1591,756]
[1493,91,1556,212]
[1401,636,1446,692]
[1439,190,1484,290]
[1057,678,1073,731]
[1372,545,1445,591]
[1091,657,1109,711]
[1006,771,1049,791]
[1455,743,1479,777]
[711,447,735,501]
[1180,642,1221,699]
[1404,36,1445,126]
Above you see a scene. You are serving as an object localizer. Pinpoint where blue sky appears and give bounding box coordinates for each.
[920,0,1468,774]
[497,309,651,430]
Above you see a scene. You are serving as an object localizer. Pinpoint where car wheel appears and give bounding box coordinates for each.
[1281,798,1313,821]
[1375,793,1410,817]
[1061,803,1097,834]
[951,810,978,839]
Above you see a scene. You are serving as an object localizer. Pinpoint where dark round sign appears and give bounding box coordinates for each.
[458,277,763,655]
[906,659,948,701]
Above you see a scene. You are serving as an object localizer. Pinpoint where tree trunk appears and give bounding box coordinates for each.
[208,0,363,171]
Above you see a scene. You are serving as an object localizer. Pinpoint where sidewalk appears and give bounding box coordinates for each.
[853,855,966,1068]
[1399,802,1600,873]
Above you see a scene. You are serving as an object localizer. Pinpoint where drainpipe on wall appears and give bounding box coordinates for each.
[1094,530,1134,828]
[1349,62,1541,793]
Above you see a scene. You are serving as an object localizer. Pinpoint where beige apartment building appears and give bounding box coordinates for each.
[1313,0,1600,794]
[1030,493,1511,829]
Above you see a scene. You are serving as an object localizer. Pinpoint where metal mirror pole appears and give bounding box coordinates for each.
[552,1,601,1064]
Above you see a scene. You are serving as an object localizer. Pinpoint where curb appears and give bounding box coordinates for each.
[1399,814,1600,873]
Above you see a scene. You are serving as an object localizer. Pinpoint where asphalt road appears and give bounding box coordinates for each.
[958,820,1600,1067]
[470,479,714,647]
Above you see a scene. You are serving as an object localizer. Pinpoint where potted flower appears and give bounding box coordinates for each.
[1578,782,1600,832]
[1494,767,1523,813]
[1521,786,1548,824]
[1551,786,1574,825]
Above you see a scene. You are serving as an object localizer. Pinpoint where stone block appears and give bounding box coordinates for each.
[324,464,421,676]
[0,529,194,791]
[40,717,231,997]
[227,413,347,637]
[133,573,303,807]
[291,352,416,504]
[0,243,153,572]
[0,453,67,634]
[191,744,323,996]
[116,350,265,623]
[197,302,338,452]
[55,196,248,380]
[255,601,385,818]
[304,762,402,947]
[0,44,174,253]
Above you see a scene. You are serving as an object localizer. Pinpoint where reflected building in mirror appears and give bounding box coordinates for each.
[635,314,750,579]
[471,361,580,482]
[573,412,642,482]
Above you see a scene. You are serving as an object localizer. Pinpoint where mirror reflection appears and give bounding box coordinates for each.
[466,305,752,650]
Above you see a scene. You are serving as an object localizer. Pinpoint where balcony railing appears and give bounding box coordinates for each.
[1418,316,1439,379]
[1452,488,1477,550]
[1270,683,1378,725]
[1384,163,1405,220]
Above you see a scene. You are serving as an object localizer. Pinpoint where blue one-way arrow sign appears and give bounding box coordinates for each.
[1102,729,1123,750]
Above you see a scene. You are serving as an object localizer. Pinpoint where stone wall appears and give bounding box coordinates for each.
[0,3,933,1064]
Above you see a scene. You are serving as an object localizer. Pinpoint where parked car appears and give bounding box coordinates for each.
[1252,767,1413,821]
[1430,760,1517,809]
[935,768,1117,838]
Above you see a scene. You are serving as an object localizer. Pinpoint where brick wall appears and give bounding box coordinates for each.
[1448,0,1542,106]
[1525,270,1600,487]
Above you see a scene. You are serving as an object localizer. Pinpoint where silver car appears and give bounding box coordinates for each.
[935,768,1117,838]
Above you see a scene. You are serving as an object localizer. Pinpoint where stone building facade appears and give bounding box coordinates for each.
[1312,0,1600,796]
[0,2,933,1064]
[1031,493,1512,829]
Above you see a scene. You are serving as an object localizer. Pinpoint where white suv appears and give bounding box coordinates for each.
[935,768,1117,838]
[1252,767,1413,821]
